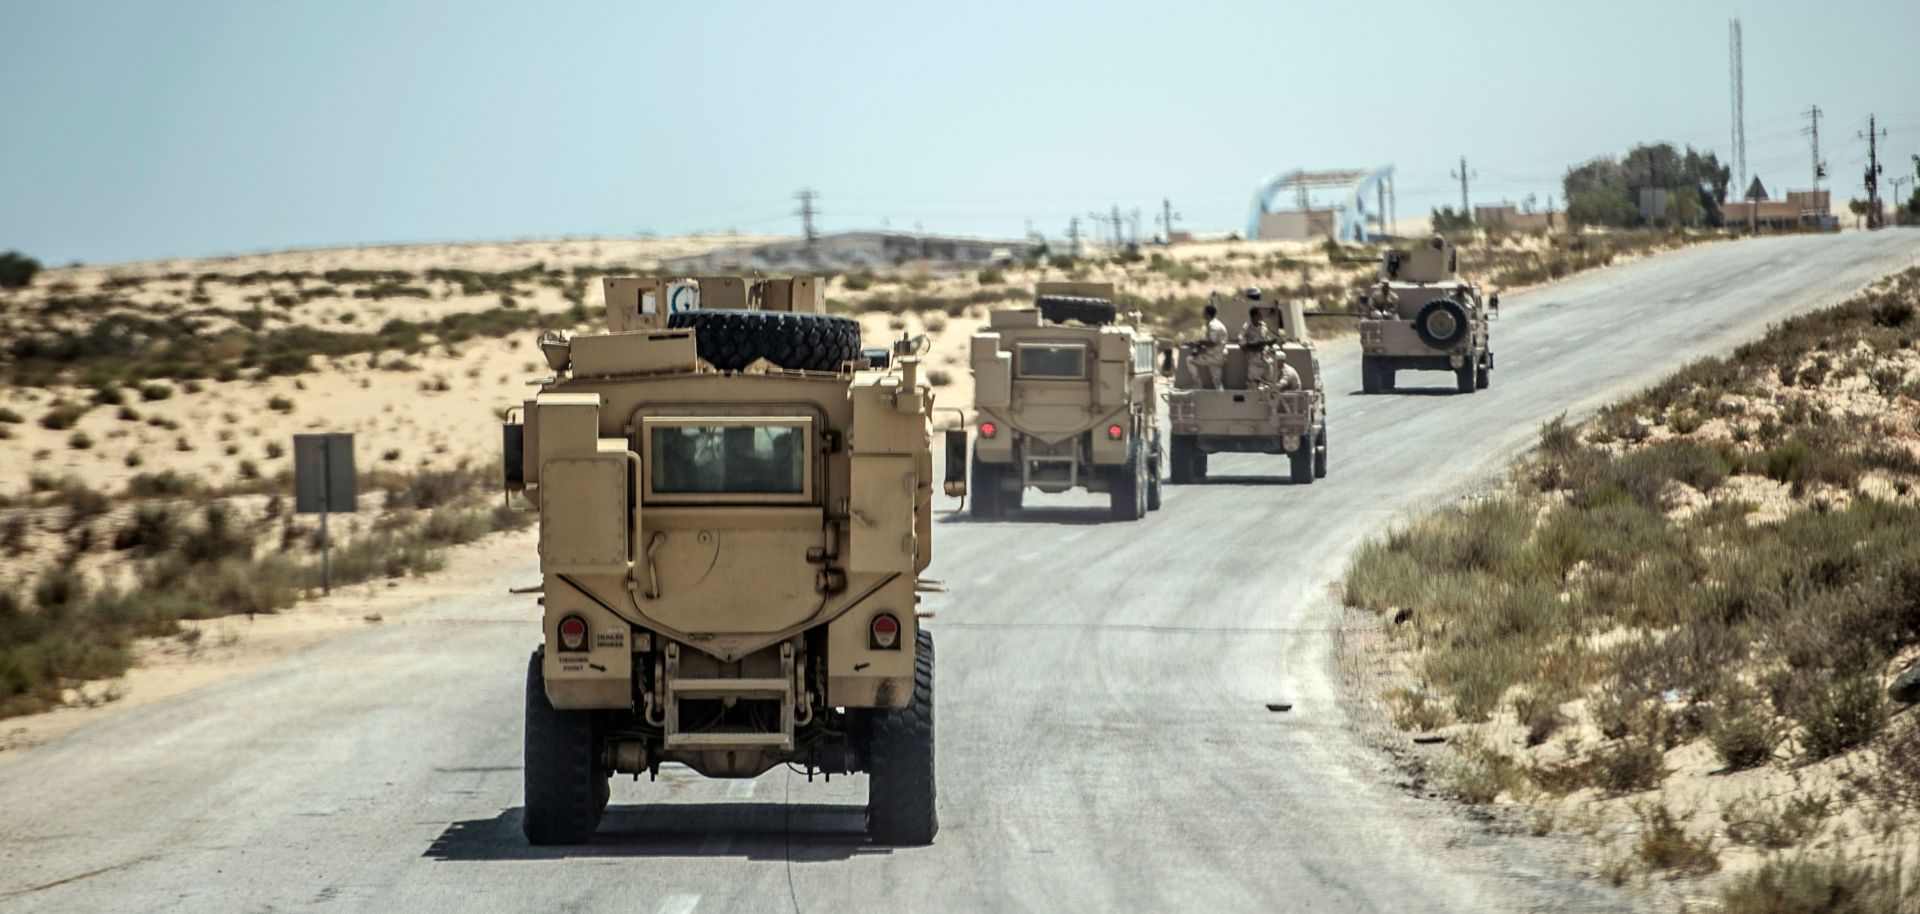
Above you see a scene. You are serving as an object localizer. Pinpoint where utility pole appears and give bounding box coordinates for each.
[1111,204,1125,249]
[793,188,819,245]
[1729,19,1746,191]
[1804,106,1826,190]
[1160,198,1180,244]
[1862,115,1886,229]
[1451,156,1475,216]
[1066,217,1082,258]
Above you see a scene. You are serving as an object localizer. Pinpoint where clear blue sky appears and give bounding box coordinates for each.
[3,0,1916,264]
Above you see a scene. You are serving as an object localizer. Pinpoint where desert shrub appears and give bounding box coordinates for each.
[266,395,294,412]
[1592,740,1668,793]
[1797,673,1888,758]
[926,369,952,386]
[92,384,125,406]
[1709,701,1780,770]
[0,251,42,289]
[68,431,92,450]
[138,382,173,401]
[1633,804,1719,875]
[975,266,1005,285]
[113,504,180,555]
[489,503,535,532]
[1720,855,1916,914]
[419,509,490,546]
[126,470,197,497]
[385,469,480,511]
[0,407,20,424]
[39,401,86,430]
[179,502,252,565]
[1721,792,1832,849]
[840,271,874,292]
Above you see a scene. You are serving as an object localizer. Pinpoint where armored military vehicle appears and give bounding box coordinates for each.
[967,282,1162,520]
[501,275,960,846]
[1355,238,1498,394]
[1165,294,1328,485]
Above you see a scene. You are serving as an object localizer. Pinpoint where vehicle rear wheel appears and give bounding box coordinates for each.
[1289,444,1314,485]
[1169,436,1195,484]
[1146,448,1163,511]
[1193,451,1209,481]
[522,650,606,845]
[867,630,937,846]
[1456,363,1476,394]
[1380,367,1397,392]
[1476,356,1491,389]
[969,455,1003,520]
[1109,440,1146,521]
[668,310,861,372]
[1313,426,1328,479]
[1361,358,1379,394]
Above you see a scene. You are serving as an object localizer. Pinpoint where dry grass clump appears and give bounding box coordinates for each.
[1718,854,1917,914]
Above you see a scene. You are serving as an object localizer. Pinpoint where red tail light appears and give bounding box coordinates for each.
[1107,424,1125,440]
[557,615,588,652]
[979,422,997,438]
[870,613,901,650]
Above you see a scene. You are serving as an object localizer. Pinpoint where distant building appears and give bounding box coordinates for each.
[1727,187,1833,231]
[1256,209,1340,240]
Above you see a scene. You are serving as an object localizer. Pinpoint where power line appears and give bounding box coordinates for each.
[793,188,819,245]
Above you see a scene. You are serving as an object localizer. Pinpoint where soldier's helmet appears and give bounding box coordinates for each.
[1245,286,1262,300]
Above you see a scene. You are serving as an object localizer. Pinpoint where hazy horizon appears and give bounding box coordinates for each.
[4,0,1917,265]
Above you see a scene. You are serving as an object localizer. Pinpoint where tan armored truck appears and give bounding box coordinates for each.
[1355,238,1499,394]
[501,275,962,847]
[967,282,1163,520]
[1165,294,1328,485]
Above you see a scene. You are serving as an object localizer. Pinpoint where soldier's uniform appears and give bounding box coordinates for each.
[1241,318,1281,387]
[1191,315,1229,389]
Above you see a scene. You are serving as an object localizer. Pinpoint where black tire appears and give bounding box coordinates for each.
[1413,299,1471,350]
[1361,358,1380,394]
[1289,445,1314,485]
[1146,445,1163,511]
[1313,426,1328,479]
[1381,367,1396,392]
[867,630,937,846]
[1456,363,1476,394]
[969,454,1003,520]
[1036,295,1117,326]
[1005,484,1024,511]
[1476,356,1490,389]
[667,310,861,372]
[522,650,606,845]
[1193,451,1209,481]
[1169,436,1196,484]
[1109,439,1146,521]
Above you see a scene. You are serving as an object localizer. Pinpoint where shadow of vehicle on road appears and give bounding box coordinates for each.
[1181,475,1302,486]
[938,507,1124,526]
[1346,384,1468,397]
[424,803,889,862]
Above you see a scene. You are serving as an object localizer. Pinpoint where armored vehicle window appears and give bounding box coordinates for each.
[1016,343,1086,379]
[643,418,811,501]
[1134,339,1153,373]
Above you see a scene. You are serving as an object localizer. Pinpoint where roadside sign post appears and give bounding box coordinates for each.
[294,433,357,595]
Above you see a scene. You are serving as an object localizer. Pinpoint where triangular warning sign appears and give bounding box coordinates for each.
[1744,176,1769,202]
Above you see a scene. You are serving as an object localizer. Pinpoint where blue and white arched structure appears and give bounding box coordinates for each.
[1246,165,1396,243]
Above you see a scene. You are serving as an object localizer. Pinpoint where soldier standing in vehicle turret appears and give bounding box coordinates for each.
[1240,302,1299,391]
[1190,302,1229,390]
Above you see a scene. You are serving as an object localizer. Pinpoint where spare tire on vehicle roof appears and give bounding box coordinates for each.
[1412,298,1470,349]
[667,310,862,372]
[1036,295,1118,326]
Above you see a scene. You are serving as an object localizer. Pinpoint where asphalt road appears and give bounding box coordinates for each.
[4,230,1917,913]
